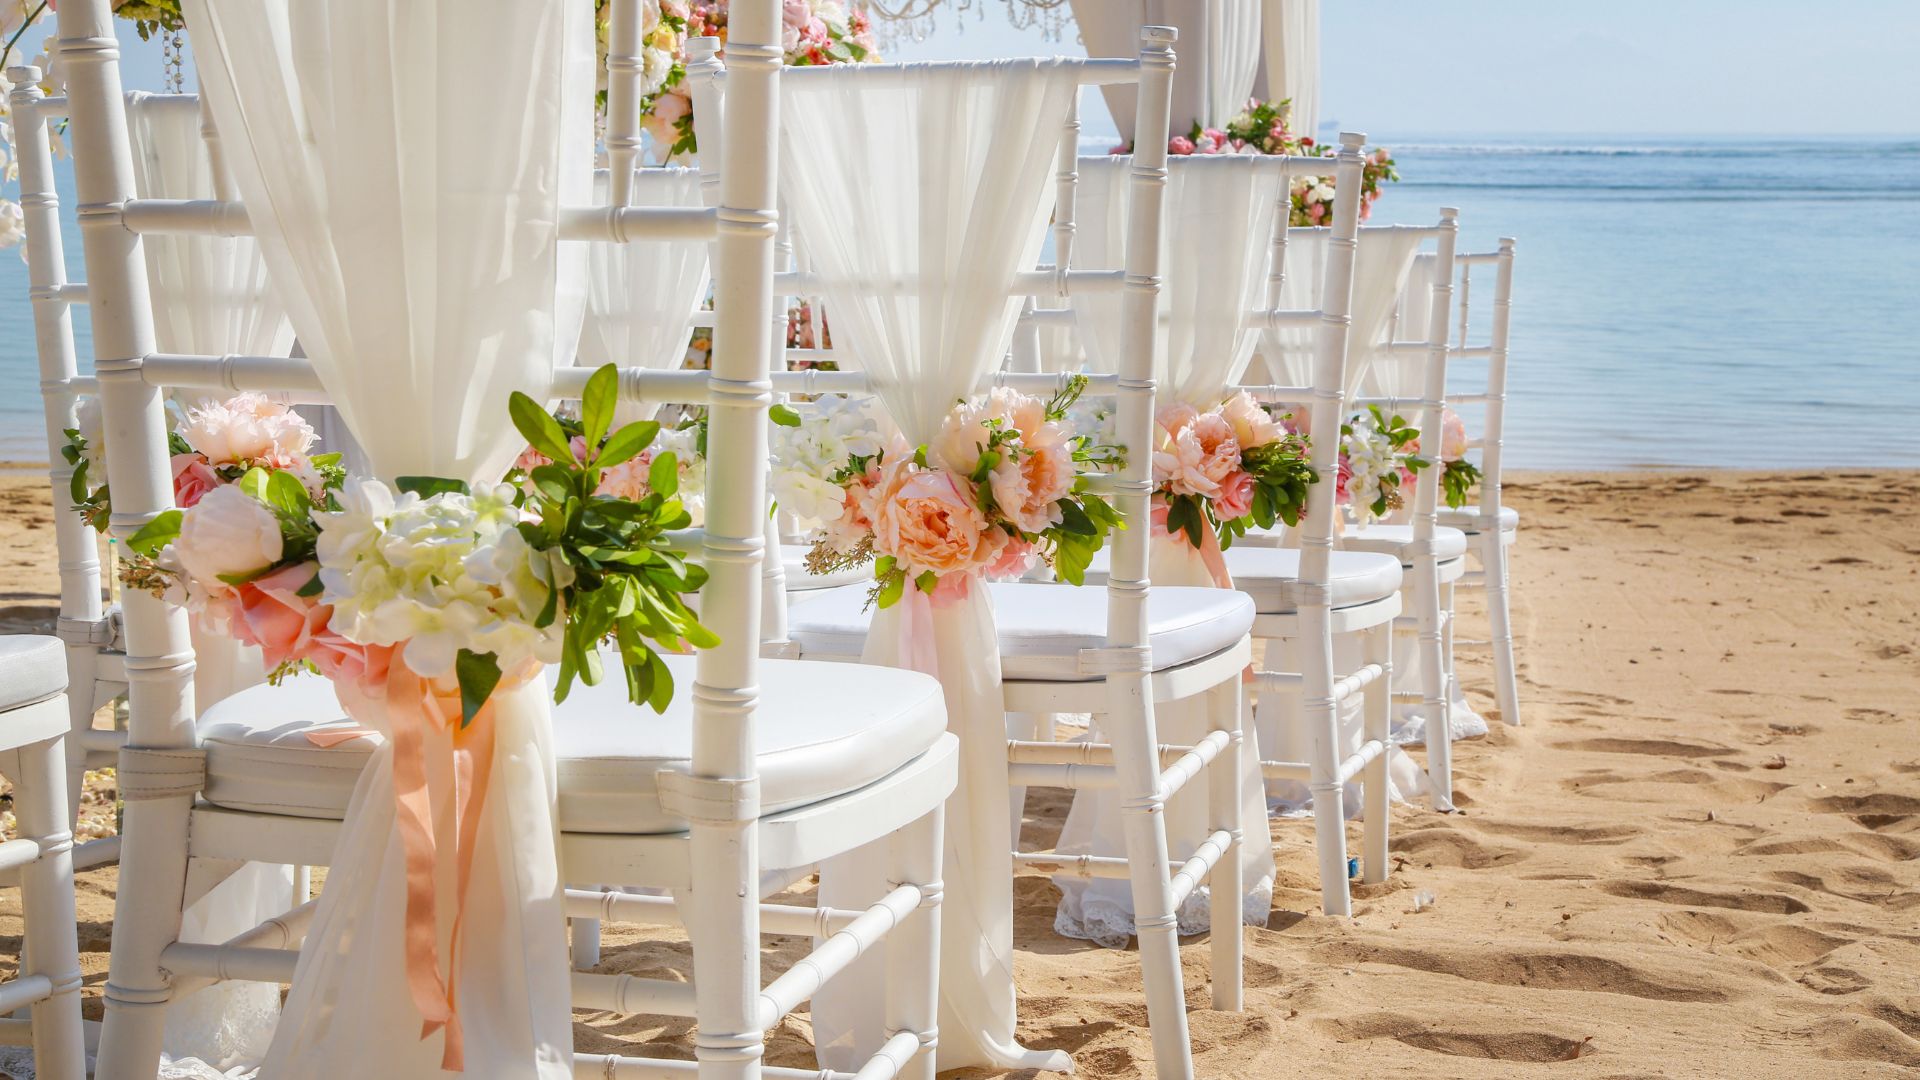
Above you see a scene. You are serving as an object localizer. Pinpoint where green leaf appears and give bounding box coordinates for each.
[125,509,183,557]
[1056,498,1097,537]
[875,569,905,609]
[265,469,312,517]
[395,475,471,499]
[295,572,324,598]
[237,466,271,503]
[648,451,679,498]
[509,391,578,466]
[598,420,659,471]
[455,649,503,729]
[528,464,575,504]
[69,462,89,506]
[215,566,278,586]
[915,570,938,594]
[581,364,620,452]
[769,403,803,427]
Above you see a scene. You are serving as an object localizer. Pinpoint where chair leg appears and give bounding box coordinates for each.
[1107,686,1195,1080]
[1483,530,1522,725]
[15,736,87,1080]
[1418,566,1453,815]
[572,912,603,970]
[1205,678,1244,1012]
[1306,647,1352,918]
[1441,577,1458,714]
[1361,624,1392,884]
[94,777,195,1079]
[885,803,944,1080]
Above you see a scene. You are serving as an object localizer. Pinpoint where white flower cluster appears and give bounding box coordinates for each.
[316,480,570,679]
[1341,410,1401,524]
[768,395,886,528]
[657,425,705,527]
[1065,395,1118,453]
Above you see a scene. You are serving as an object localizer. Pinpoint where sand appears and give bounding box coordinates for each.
[0,468,1915,1078]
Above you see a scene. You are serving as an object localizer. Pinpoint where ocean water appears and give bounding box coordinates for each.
[1,135,1917,469]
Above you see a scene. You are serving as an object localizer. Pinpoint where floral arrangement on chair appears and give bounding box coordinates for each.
[1432,406,1483,509]
[793,378,1124,607]
[63,392,345,532]
[1153,390,1316,554]
[118,365,712,719]
[605,0,880,159]
[1143,97,1400,227]
[1333,405,1429,524]
[510,404,707,527]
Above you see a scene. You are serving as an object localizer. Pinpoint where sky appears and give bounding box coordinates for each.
[8,2,1918,137]
[886,0,1920,138]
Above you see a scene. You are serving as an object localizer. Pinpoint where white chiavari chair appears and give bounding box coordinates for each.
[774,34,1263,1080]
[1049,143,1396,918]
[1435,240,1522,726]
[0,636,87,1080]
[1340,211,1468,812]
[55,1,955,1077]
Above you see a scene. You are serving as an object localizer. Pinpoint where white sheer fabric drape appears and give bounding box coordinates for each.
[186,0,590,1075]
[779,59,1078,1075]
[125,89,295,1078]
[1260,0,1320,136]
[1052,154,1279,943]
[1068,0,1256,138]
[581,167,709,423]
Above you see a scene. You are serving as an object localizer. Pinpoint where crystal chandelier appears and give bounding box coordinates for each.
[861,0,1077,44]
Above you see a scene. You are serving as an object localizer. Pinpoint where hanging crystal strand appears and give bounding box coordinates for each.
[162,28,185,93]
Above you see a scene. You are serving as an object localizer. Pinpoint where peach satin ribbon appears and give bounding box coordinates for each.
[306,659,536,1072]
[1149,496,1233,590]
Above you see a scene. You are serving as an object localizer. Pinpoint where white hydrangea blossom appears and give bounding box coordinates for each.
[767,394,885,528]
[656,425,705,526]
[316,480,564,679]
[1341,410,1400,525]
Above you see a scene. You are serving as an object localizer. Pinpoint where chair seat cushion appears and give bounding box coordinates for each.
[787,581,1254,682]
[1080,546,1402,614]
[1436,504,1520,534]
[199,655,947,833]
[1340,523,1469,565]
[0,636,67,712]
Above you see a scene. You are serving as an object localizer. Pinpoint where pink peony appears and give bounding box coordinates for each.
[595,452,652,501]
[1168,135,1195,156]
[1334,456,1353,505]
[864,461,991,578]
[179,393,315,469]
[1214,469,1255,521]
[1189,412,1242,489]
[1220,391,1281,448]
[1156,402,1199,437]
[170,453,221,508]
[987,423,1076,533]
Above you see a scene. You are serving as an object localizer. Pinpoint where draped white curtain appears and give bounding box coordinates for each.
[779,59,1079,1075]
[125,89,296,1077]
[580,167,709,421]
[1068,0,1261,140]
[1263,228,1423,401]
[1051,153,1280,942]
[186,1,590,1075]
[1260,0,1320,137]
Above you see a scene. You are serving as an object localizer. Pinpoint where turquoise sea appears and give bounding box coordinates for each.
[1,134,1917,470]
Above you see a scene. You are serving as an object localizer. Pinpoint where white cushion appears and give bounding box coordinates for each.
[787,581,1254,682]
[1340,523,1468,564]
[1081,546,1402,614]
[1436,504,1520,534]
[199,655,947,833]
[0,636,67,713]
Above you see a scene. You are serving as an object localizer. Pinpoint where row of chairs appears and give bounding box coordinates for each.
[2,3,1520,1079]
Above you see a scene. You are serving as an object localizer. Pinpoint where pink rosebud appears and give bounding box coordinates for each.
[1214,469,1255,521]
[1168,135,1195,156]
[170,453,221,508]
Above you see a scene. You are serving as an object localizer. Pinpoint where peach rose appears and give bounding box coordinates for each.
[864,460,990,578]
[1221,391,1281,449]
[1440,407,1470,463]
[595,453,652,501]
[1215,469,1255,521]
[980,533,1036,580]
[1156,402,1200,438]
[1190,412,1242,489]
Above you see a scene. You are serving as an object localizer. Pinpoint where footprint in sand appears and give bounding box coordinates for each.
[1597,879,1811,915]
[1318,1013,1591,1063]
[1476,821,1641,846]
[1390,827,1527,870]
[1555,736,1731,759]
[1312,941,1729,1003]
[1808,793,1920,831]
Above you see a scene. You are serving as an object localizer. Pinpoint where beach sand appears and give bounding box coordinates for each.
[0,469,1915,1078]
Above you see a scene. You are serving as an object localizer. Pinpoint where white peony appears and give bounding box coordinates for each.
[770,471,847,528]
[72,394,107,475]
[175,485,284,585]
[0,199,23,250]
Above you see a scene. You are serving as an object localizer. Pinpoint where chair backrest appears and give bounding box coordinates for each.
[1448,241,1517,520]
